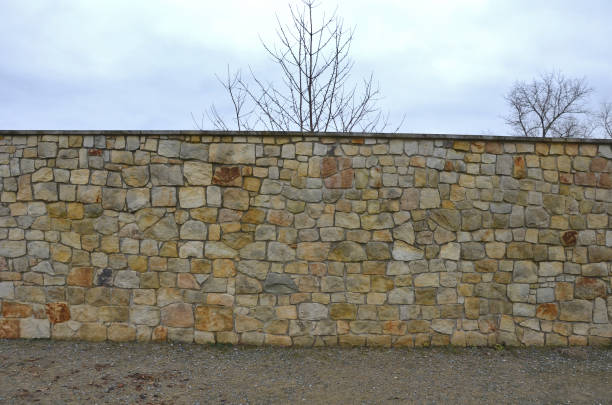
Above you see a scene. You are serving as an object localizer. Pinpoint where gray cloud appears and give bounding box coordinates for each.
[1,0,610,135]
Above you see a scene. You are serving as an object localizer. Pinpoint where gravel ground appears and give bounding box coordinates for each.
[0,340,611,404]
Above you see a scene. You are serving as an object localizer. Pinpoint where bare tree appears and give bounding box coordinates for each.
[204,0,401,133]
[192,67,253,131]
[596,102,612,138]
[504,71,593,138]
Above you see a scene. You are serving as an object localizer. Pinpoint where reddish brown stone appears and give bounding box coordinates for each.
[45,302,71,324]
[559,173,573,184]
[383,320,407,335]
[321,157,337,178]
[337,157,352,171]
[536,303,558,320]
[324,169,354,189]
[555,282,573,301]
[598,173,611,189]
[561,230,578,246]
[177,273,199,289]
[575,277,607,299]
[0,319,20,338]
[444,161,454,171]
[195,305,233,332]
[268,210,293,226]
[574,172,597,186]
[513,156,527,179]
[351,138,364,144]
[67,267,93,287]
[212,166,242,186]
[88,149,103,156]
[152,326,167,342]
[590,157,608,172]
[485,142,503,154]
[2,302,32,318]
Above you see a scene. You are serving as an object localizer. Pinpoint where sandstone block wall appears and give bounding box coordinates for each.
[0,131,611,347]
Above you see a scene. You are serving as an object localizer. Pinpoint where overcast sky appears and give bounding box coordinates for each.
[1,0,611,135]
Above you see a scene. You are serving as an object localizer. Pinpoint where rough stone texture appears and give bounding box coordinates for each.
[0,132,610,347]
[195,305,233,331]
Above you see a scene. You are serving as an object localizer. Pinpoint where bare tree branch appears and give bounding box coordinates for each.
[204,0,399,133]
[504,71,593,138]
[596,102,612,138]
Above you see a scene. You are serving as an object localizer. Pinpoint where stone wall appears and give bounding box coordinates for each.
[0,131,611,347]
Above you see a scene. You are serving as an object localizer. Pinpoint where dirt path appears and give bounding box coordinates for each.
[0,340,610,404]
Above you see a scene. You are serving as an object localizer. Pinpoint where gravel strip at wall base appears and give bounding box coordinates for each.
[1,340,611,404]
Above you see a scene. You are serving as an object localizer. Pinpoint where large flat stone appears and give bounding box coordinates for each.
[209,143,255,164]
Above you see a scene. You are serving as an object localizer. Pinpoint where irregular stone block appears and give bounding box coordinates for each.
[222,188,249,210]
[195,305,233,332]
[158,140,181,157]
[179,187,205,208]
[122,166,149,187]
[267,242,296,262]
[388,287,415,304]
[0,281,15,299]
[0,240,26,258]
[513,261,537,283]
[209,144,255,164]
[536,303,558,320]
[20,318,50,339]
[575,277,607,299]
[67,267,93,287]
[184,161,213,185]
[2,302,32,318]
[126,188,150,211]
[102,188,126,210]
[151,187,176,207]
[559,300,592,322]
[150,164,183,186]
[419,188,440,209]
[235,274,262,294]
[45,302,71,324]
[161,303,194,328]
[361,213,394,230]
[392,241,424,261]
[114,270,140,288]
[143,216,178,241]
[296,242,331,261]
[525,207,549,227]
[130,306,161,326]
[298,303,327,320]
[212,166,242,186]
[330,303,357,320]
[33,182,58,201]
[329,241,367,262]
[588,246,612,263]
[366,242,391,260]
[461,242,485,260]
[180,142,208,160]
[263,273,298,294]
